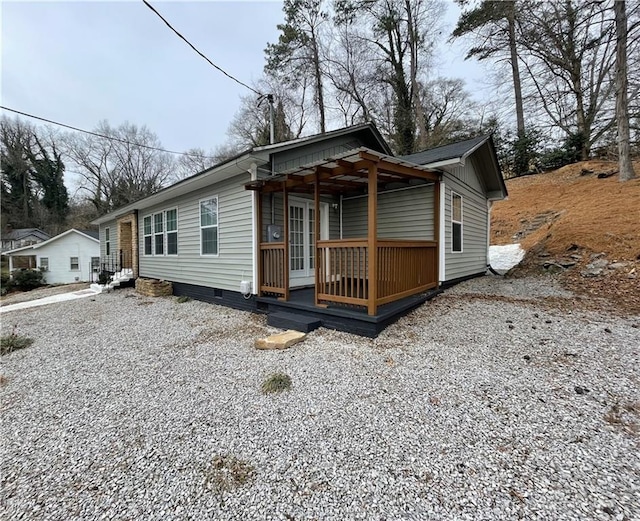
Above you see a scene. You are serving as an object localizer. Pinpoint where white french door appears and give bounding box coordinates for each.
[289,198,329,287]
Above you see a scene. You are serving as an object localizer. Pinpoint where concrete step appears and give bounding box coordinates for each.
[267,312,322,333]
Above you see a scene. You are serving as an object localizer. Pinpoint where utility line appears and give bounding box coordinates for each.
[0,105,216,159]
[142,0,262,96]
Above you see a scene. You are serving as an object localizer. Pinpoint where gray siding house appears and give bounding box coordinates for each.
[92,124,506,336]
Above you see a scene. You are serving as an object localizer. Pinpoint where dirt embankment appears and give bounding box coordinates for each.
[491,160,640,315]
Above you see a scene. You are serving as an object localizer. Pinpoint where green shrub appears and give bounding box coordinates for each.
[11,269,45,291]
[176,295,191,303]
[261,372,292,394]
[1,326,34,356]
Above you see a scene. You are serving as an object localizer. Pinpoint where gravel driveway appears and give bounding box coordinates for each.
[1,276,638,520]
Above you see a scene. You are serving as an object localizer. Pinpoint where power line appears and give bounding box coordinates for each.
[142,0,262,96]
[0,105,216,159]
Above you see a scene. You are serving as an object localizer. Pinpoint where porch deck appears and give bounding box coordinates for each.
[256,286,442,337]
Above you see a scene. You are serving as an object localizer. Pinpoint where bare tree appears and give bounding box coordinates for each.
[615,0,637,181]
[63,121,174,212]
[518,1,617,160]
[335,0,443,154]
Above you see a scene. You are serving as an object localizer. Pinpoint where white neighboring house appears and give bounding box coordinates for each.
[5,229,100,285]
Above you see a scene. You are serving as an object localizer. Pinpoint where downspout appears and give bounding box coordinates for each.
[250,163,259,295]
[486,200,502,276]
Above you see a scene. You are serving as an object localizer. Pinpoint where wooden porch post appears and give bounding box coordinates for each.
[281,183,290,301]
[314,172,321,307]
[367,163,378,316]
[434,179,441,287]
[256,191,263,297]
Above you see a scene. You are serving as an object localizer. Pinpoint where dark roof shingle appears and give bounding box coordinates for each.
[399,135,490,166]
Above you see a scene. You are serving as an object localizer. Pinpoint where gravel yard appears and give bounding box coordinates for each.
[1,276,639,520]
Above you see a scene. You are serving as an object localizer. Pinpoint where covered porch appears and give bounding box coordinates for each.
[246,148,441,318]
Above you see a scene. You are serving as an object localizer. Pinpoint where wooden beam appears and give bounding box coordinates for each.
[359,150,440,182]
[256,191,263,297]
[314,172,321,307]
[282,184,290,301]
[433,179,441,287]
[367,162,378,316]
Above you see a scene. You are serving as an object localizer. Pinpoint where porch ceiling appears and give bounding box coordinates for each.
[245,147,440,195]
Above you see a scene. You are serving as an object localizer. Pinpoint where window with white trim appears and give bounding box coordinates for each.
[70,257,79,270]
[40,257,49,271]
[154,213,164,255]
[166,209,178,255]
[105,227,111,256]
[451,192,463,253]
[200,197,218,255]
[143,216,152,255]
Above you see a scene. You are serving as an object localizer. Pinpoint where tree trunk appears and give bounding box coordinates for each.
[614,0,637,181]
[506,1,525,138]
[311,34,326,133]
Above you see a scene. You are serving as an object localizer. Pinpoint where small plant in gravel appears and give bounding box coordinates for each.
[1,325,34,356]
[204,454,255,497]
[261,372,292,394]
[176,295,191,303]
[0,374,7,386]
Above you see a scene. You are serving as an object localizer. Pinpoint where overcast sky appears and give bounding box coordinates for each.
[1,0,486,158]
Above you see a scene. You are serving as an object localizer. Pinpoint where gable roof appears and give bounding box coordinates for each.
[4,228,99,255]
[2,228,50,241]
[400,135,490,167]
[92,123,390,225]
[253,122,392,156]
[399,135,507,200]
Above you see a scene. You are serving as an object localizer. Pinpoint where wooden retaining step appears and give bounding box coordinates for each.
[267,312,322,333]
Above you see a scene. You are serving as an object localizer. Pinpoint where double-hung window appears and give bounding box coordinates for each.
[40,257,49,271]
[200,197,218,256]
[144,210,178,255]
[166,209,178,255]
[143,216,153,255]
[70,257,79,270]
[154,213,164,255]
[451,192,463,253]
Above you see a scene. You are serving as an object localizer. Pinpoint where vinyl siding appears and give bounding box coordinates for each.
[99,221,117,260]
[137,173,254,291]
[272,136,365,173]
[341,184,436,240]
[443,168,488,281]
[14,233,99,284]
[261,192,340,241]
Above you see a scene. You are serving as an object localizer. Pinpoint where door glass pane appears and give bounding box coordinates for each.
[308,208,315,269]
[289,205,304,271]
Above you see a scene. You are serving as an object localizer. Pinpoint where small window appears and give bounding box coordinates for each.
[452,192,463,253]
[200,197,218,255]
[40,257,49,271]
[105,227,111,256]
[91,257,100,271]
[154,213,164,255]
[166,208,178,255]
[143,216,152,255]
[70,257,79,270]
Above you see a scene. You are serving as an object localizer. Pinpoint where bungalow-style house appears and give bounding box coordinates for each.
[1,228,50,254]
[5,229,100,285]
[92,124,506,336]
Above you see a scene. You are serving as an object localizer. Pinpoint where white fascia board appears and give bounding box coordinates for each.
[423,158,463,169]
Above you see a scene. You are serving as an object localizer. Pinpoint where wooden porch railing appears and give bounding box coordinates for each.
[259,242,287,296]
[316,239,438,313]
